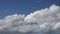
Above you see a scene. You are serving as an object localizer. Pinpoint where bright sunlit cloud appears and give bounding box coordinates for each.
[0,4,60,34]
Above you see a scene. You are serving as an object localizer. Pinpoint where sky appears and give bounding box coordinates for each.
[0,0,60,19]
[0,0,60,34]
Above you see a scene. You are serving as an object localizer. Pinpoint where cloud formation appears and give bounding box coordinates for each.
[0,4,60,34]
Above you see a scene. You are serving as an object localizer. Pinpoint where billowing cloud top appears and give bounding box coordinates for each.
[0,4,60,34]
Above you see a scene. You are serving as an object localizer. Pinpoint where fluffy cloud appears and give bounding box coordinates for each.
[0,4,60,34]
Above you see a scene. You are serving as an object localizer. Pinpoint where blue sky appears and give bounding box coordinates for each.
[0,0,60,34]
[0,0,60,19]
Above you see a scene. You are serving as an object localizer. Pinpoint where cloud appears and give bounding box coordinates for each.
[0,4,60,34]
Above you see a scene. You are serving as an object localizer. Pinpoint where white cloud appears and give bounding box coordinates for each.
[0,4,60,34]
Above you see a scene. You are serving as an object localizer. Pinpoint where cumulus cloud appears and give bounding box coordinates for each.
[0,4,60,34]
